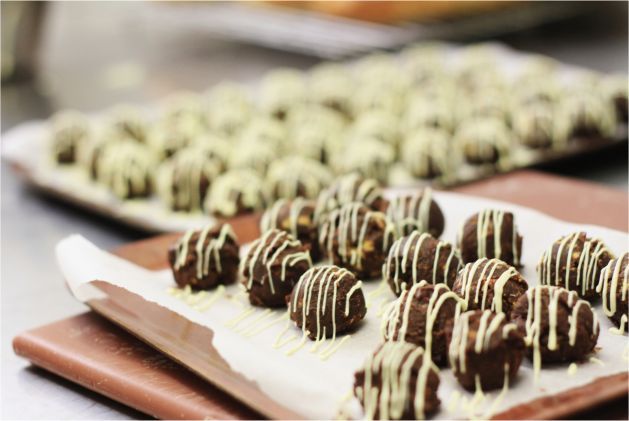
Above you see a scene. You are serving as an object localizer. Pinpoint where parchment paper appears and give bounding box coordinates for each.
[56,191,629,419]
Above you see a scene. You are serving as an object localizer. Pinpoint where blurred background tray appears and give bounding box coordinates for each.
[12,170,629,420]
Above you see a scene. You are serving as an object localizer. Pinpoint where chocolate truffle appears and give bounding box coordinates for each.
[228,139,276,175]
[109,105,149,143]
[403,97,456,133]
[334,138,395,184]
[556,91,617,139]
[354,341,440,420]
[239,117,287,151]
[49,111,90,164]
[308,63,354,118]
[169,224,239,290]
[600,74,628,122]
[452,258,528,317]
[511,286,599,373]
[512,103,568,150]
[259,68,305,120]
[207,102,251,138]
[596,252,628,331]
[319,202,395,279]
[385,188,445,238]
[240,229,312,307]
[260,198,321,261]
[350,110,400,147]
[156,147,223,212]
[266,156,333,200]
[384,231,462,294]
[382,281,462,365]
[400,128,451,180]
[204,170,269,218]
[314,173,387,222]
[94,140,155,199]
[449,310,525,391]
[288,265,366,340]
[458,209,523,267]
[454,117,512,167]
[538,231,613,301]
[147,116,204,160]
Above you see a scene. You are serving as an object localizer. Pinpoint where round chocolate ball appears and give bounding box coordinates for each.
[452,258,528,318]
[511,286,600,368]
[49,111,90,164]
[314,173,387,224]
[156,147,223,212]
[168,224,240,290]
[458,209,523,267]
[454,117,512,167]
[400,127,451,180]
[288,265,366,340]
[260,198,321,262]
[596,252,628,331]
[240,229,312,307]
[354,341,440,420]
[319,202,395,279]
[204,170,269,218]
[538,231,613,301]
[266,156,333,200]
[382,281,462,366]
[94,140,155,199]
[385,188,445,238]
[384,231,462,295]
[449,310,525,391]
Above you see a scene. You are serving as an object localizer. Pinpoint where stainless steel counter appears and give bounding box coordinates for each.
[1,2,627,419]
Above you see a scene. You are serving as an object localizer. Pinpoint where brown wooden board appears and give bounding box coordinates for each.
[13,170,629,419]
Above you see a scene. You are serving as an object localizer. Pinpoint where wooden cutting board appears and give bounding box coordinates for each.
[13,170,629,419]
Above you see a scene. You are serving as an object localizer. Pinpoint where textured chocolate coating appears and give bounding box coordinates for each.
[385,189,445,238]
[240,229,312,308]
[354,342,440,420]
[596,252,628,330]
[260,198,321,262]
[168,224,239,290]
[538,231,613,301]
[452,258,528,318]
[288,265,366,340]
[384,231,462,295]
[511,286,599,364]
[448,310,525,391]
[205,170,269,218]
[459,209,523,267]
[382,282,460,366]
[319,202,394,279]
[314,173,387,224]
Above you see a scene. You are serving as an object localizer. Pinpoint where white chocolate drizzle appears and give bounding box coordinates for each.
[166,284,225,312]
[260,198,312,240]
[241,229,312,295]
[386,188,436,237]
[95,141,154,199]
[383,231,461,295]
[173,224,237,280]
[539,232,612,296]
[320,202,394,271]
[455,258,522,314]
[205,170,269,217]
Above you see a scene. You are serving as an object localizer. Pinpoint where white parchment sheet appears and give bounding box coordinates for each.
[56,191,629,420]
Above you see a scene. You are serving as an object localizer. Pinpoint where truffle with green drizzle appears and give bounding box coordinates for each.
[94,140,155,199]
[265,156,333,200]
[289,265,366,341]
[511,286,599,379]
[49,111,90,164]
[240,229,312,307]
[353,341,440,420]
[458,209,523,267]
[452,258,528,318]
[319,202,395,279]
[538,231,613,301]
[596,252,628,332]
[382,281,462,366]
[168,223,239,290]
[448,310,525,391]
[385,188,445,238]
[260,198,321,261]
[384,231,462,295]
